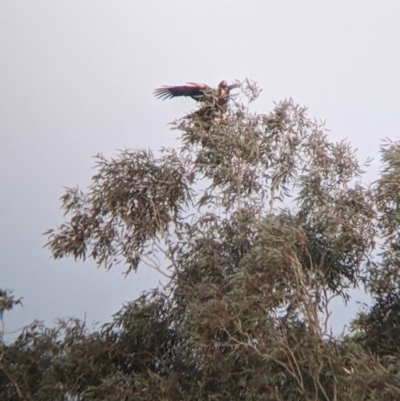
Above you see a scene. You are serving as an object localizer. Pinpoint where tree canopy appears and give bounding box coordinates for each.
[2,81,400,400]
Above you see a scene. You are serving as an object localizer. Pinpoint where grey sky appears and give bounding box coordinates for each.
[2,1,400,341]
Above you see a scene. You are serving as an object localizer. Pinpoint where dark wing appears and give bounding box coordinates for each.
[153,83,213,101]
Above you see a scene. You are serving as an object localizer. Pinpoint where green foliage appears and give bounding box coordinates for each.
[2,82,400,400]
[0,290,22,312]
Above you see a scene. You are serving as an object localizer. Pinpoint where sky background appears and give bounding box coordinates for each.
[2,1,400,341]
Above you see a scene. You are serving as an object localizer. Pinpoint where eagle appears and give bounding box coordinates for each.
[154,80,239,114]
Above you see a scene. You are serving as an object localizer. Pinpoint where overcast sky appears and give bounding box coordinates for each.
[2,1,400,341]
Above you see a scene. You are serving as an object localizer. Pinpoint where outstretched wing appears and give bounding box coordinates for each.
[153,83,213,101]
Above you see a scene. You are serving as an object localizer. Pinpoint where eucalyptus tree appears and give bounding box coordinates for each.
[2,81,400,400]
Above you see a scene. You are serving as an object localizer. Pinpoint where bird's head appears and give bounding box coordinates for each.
[218,80,228,89]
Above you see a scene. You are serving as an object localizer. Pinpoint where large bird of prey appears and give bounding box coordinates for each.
[154,80,239,112]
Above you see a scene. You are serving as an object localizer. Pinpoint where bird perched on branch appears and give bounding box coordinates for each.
[154,80,239,114]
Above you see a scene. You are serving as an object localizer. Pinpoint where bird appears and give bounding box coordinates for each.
[154,80,239,113]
